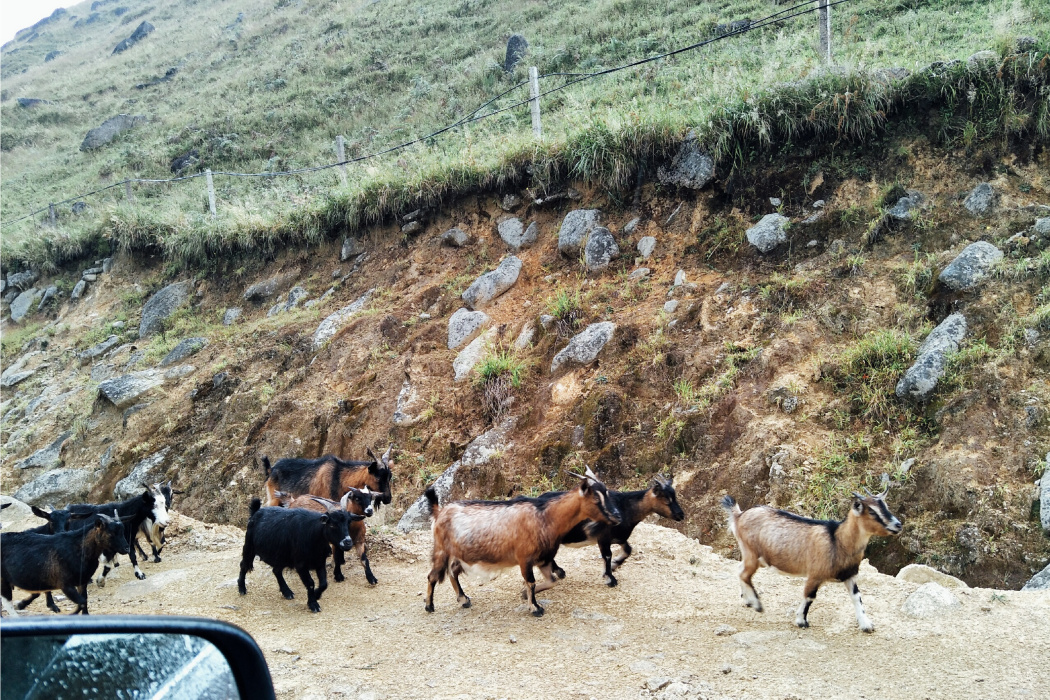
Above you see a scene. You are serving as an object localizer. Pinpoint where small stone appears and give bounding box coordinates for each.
[332,269,342,279]
[159,337,208,367]
[558,210,600,257]
[673,270,686,287]
[657,130,714,189]
[628,268,650,280]
[441,227,470,247]
[887,190,925,221]
[447,308,490,349]
[664,202,684,226]
[746,214,790,253]
[807,239,819,248]
[584,227,619,271]
[341,237,365,261]
[462,256,522,309]
[645,677,671,692]
[140,281,192,337]
[938,242,1003,291]
[9,289,38,323]
[812,200,825,208]
[402,221,423,235]
[896,564,968,589]
[769,197,781,207]
[623,217,641,235]
[963,183,998,216]
[102,257,113,273]
[714,624,736,636]
[637,236,656,259]
[223,308,242,326]
[901,582,961,618]
[1023,561,1050,591]
[454,328,498,382]
[551,322,615,373]
[663,300,679,314]
[508,635,517,644]
[498,219,537,251]
[500,194,521,211]
[721,665,732,675]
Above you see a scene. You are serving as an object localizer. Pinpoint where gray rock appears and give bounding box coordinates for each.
[938,241,1003,291]
[551,322,615,373]
[398,417,518,531]
[112,20,154,54]
[90,364,116,382]
[462,256,521,309]
[9,289,36,322]
[637,236,656,259]
[70,280,87,301]
[769,197,781,207]
[83,267,103,276]
[453,328,497,382]
[243,272,295,302]
[673,270,687,287]
[0,370,35,388]
[441,227,469,247]
[140,281,192,337]
[497,218,537,251]
[100,445,116,469]
[159,337,207,367]
[170,149,199,173]
[14,468,95,506]
[401,221,423,235]
[341,237,365,261]
[558,210,600,257]
[16,431,72,470]
[584,227,619,271]
[447,308,490,350]
[963,183,998,216]
[896,313,967,402]
[657,130,715,189]
[79,335,120,363]
[1022,562,1050,591]
[98,370,163,408]
[966,50,997,70]
[80,114,146,150]
[887,190,925,221]
[500,194,521,211]
[1040,454,1050,534]
[102,257,113,273]
[114,448,171,499]
[663,300,679,314]
[664,202,684,226]
[901,582,960,618]
[312,289,374,350]
[896,564,968,589]
[82,273,98,283]
[514,322,535,349]
[6,270,38,289]
[746,214,790,253]
[223,307,242,325]
[623,217,641,235]
[539,314,555,330]
[36,285,57,311]
[504,34,528,72]
[628,268,650,280]
[392,379,421,426]
[1016,36,1038,52]
[268,286,308,316]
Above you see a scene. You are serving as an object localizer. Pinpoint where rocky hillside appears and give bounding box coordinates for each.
[4,45,1050,593]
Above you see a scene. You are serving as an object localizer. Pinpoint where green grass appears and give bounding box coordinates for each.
[475,349,529,388]
[823,329,917,424]
[1,0,1048,270]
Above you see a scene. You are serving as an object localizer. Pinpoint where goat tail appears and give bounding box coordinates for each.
[424,487,439,517]
[249,497,262,517]
[720,495,740,536]
[260,456,272,477]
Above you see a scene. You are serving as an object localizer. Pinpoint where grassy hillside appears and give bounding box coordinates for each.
[2,0,1047,269]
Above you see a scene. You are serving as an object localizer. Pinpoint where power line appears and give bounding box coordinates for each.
[2,0,849,229]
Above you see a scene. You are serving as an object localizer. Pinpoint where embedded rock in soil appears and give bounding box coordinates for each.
[584,227,619,271]
[114,448,171,499]
[1022,562,1050,591]
[80,114,146,150]
[558,210,600,257]
[637,236,656,259]
[504,34,528,72]
[392,379,422,426]
[938,241,1003,291]
[514,322,535,349]
[1040,454,1050,534]
[312,289,374,349]
[79,335,121,363]
[9,289,37,322]
[6,270,38,290]
[70,280,87,301]
[462,256,521,310]
[441,227,469,247]
[159,337,208,367]
[140,280,192,337]
[223,308,241,325]
[901,582,961,618]
[887,190,925,221]
[112,20,154,54]
[896,564,968,589]
[398,417,517,532]
[14,468,95,506]
[453,328,497,382]
[746,214,789,253]
[657,130,714,189]
[36,285,57,311]
[341,237,365,261]
[243,271,296,302]
[98,370,163,408]
[447,308,490,350]
[896,313,966,402]
[963,182,998,216]
[551,322,615,373]
[498,219,537,251]
[623,217,641,235]
[16,431,72,470]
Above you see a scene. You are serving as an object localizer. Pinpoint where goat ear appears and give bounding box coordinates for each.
[578,477,592,493]
[31,505,51,519]
[319,513,330,523]
[851,496,864,513]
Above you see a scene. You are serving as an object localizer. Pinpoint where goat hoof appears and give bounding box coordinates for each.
[460,600,471,609]
[334,573,345,583]
[531,607,545,617]
[796,620,809,629]
[424,603,435,613]
[604,576,618,587]
[860,624,874,633]
[308,603,321,613]
[135,572,146,580]
[238,587,247,596]
[95,578,106,588]
[367,576,378,586]
[48,605,61,613]
[153,556,162,563]
[282,591,295,600]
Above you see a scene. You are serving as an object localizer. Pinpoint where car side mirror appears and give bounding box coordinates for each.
[1,615,275,700]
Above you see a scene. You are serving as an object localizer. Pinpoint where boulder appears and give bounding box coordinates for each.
[963,183,997,216]
[453,328,497,382]
[0,370,36,388]
[895,564,968,589]
[500,194,521,211]
[112,20,154,54]
[70,280,87,301]
[462,256,521,310]
[243,271,296,302]
[938,242,1003,291]
[584,227,619,272]
[79,335,120,363]
[397,417,518,532]
[887,190,925,221]
[114,448,171,499]
[746,214,790,253]
[159,337,207,367]
[663,300,679,314]
[6,270,38,289]
[392,379,422,426]
[441,227,469,247]
[623,217,641,235]
[657,130,715,189]
[637,236,656,259]
[139,280,191,337]
[80,114,146,151]
[447,308,489,350]
[341,237,365,261]
[497,218,537,251]
[223,307,242,325]
[268,286,309,316]
[16,431,72,470]
[163,365,196,380]
[504,34,528,72]
[551,322,615,373]
[558,209,600,257]
[1040,454,1050,534]
[901,582,961,618]
[896,313,966,402]
[9,289,37,322]
[44,50,62,62]
[1022,562,1050,591]
[170,149,199,173]
[36,285,58,311]
[14,468,95,506]
[98,370,163,408]
[312,289,374,349]
[514,322,535,349]
[966,50,997,70]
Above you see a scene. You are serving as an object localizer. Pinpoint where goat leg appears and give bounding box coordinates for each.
[359,542,378,586]
[332,544,346,582]
[449,561,470,608]
[45,592,61,613]
[795,578,821,629]
[424,553,448,613]
[296,567,320,613]
[520,561,543,616]
[611,541,632,570]
[272,567,295,599]
[844,577,874,632]
[62,585,88,615]
[599,538,617,587]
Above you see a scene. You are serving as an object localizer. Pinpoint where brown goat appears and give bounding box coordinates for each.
[424,474,623,616]
[275,488,378,585]
[722,485,901,632]
[262,445,393,508]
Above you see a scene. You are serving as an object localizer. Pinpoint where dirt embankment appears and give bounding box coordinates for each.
[8,514,1047,700]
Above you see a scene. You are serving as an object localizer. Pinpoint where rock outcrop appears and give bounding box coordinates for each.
[462,256,521,309]
[551,322,615,373]
[896,313,966,402]
[139,281,191,337]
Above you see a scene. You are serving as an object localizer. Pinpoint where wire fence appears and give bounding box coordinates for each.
[1,0,852,230]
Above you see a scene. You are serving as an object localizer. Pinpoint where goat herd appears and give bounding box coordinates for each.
[1,443,904,633]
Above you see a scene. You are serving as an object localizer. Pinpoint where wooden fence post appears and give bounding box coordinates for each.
[49,203,56,227]
[528,66,542,139]
[336,135,347,187]
[125,179,133,202]
[818,0,832,63]
[205,169,217,217]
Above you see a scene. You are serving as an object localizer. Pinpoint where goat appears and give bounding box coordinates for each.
[67,486,168,586]
[262,444,393,509]
[14,505,77,612]
[721,480,902,632]
[275,487,378,584]
[133,481,181,564]
[546,474,685,587]
[1,512,130,615]
[238,497,363,612]
[424,471,623,616]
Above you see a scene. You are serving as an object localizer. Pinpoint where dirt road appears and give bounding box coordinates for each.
[8,513,1049,700]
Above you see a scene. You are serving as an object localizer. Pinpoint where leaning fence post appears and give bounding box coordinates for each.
[528,66,542,139]
[335,135,348,186]
[818,0,832,63]
[205,169,217,217]
[49,203,56,227]
[124,179,133,202]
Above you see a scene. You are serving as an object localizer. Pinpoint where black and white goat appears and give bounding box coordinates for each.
[67,486,168,585]
[722,479,902,632]
[134,481,180,564]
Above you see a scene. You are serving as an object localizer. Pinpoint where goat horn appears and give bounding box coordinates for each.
[309,497,339,512]
[340,491,351,511]
[851,491,865,500]
[878,473,890,498]
[382,443,393,461]
[584,466,598,481]
[567,471,587,481]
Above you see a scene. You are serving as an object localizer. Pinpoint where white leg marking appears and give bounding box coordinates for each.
[134,563,146,580]
[96,554,111,587]
[845,577,873,632]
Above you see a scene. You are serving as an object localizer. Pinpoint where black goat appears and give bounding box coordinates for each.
[67,487,167,586]
[15,506,77,612]
[238,497,362,612]
[1,512,130,615]
[134,482,180,564]
[262,445,394,508]
[544,473,685,587]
